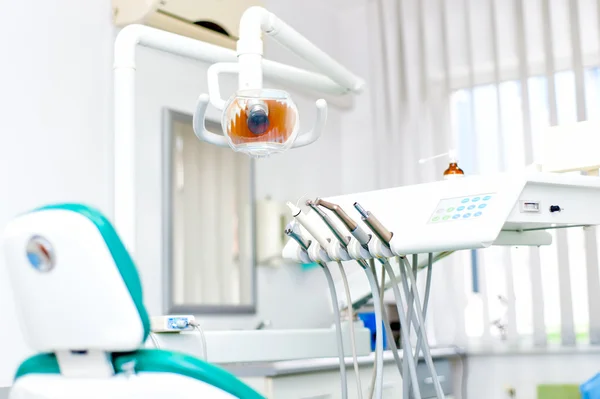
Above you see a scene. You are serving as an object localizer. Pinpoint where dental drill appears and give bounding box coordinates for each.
[286,202,384,399]
[315,198,434,398]
[308,201,405,386]
[315,199,422,398]
[305,201,362,398]
[354,203,445,399]
[284,220,349,399]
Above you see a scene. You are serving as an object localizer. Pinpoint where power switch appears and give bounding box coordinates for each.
[549,205,561,213]
[520,201,541,213]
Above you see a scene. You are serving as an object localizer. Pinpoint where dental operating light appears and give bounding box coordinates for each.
[113,6,364,253]
[193,7,364,158]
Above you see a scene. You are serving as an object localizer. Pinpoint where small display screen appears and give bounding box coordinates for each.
[167,317,189,330]
[428,193,495,224]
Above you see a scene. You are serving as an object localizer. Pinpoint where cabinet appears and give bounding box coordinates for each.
[235,356,455,398]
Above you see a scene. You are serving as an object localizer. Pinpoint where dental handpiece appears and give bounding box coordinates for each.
[286,202,330,249]
[306,200,350,246]
[314,198,371,247]
[353,202,393,245]
[285,204,349,399]
[284,221,311,251]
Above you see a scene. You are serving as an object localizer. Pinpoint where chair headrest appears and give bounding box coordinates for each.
[3,204,150,353]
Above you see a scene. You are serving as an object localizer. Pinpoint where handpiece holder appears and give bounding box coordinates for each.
[326,241,353,262]
[308,241,332,264]
[192,6,362,156]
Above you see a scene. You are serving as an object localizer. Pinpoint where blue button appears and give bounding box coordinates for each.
[472,197,481,202]
[468,205,476,210]
[452,214,461,219]
[457,206,465,211]
[474,212,482,217]
[463,213,471,218]
[461,198,469,203]
[478,204,487,209]
[483,195,492,201]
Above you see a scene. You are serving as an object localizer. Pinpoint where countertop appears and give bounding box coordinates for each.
[223,346,463,377]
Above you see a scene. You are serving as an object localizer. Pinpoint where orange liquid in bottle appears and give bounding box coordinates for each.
[443,162,464,178]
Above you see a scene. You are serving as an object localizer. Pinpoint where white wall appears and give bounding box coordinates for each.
[0,0,114,386]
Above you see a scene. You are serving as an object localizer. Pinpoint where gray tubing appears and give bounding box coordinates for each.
[337,262,363,399]
[368,262,404,399]
[408,254,434,373]
[366,261,384,399]
[373,261,421,399]
[400,257,445,399]
[321,264,349,399]
[378,265,404,376]
[380,260,422,399]
[402,254,418,399]
[364,265,385,399]
[423,253,433,321]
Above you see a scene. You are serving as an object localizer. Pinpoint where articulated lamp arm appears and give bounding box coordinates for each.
[236,6,365,92]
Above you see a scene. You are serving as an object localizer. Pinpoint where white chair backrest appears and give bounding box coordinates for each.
[3,205,149,355]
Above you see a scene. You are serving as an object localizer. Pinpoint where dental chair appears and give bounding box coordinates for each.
[2,204,264,399]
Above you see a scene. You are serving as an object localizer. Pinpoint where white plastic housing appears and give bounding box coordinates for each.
[112,0,261,49]
[307,241,331,264]
[326,241,353,262]
[282,172,600,260]
[367,237,394,258]
[347,239,373,261]
[3,210,145,352]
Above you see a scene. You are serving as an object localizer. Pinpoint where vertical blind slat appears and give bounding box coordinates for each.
[375,0,393,137]
[584,225,600,344]
[515,0,548,347]
[395,0,408,104]
[541,0,559,125]
[542,0,576,345]
[463,0,493,340]
[515,0,534,164]
[439,0,453,158]
[556,228,576,345]
[417,0,428,101]
[490,0,505,172]
[489,0,518,342]
[439,0,451,95]
[570,0,587,121]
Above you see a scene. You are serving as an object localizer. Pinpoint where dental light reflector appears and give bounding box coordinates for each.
[222,89,299,158]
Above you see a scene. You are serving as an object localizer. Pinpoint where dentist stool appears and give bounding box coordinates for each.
[3,204,264,399]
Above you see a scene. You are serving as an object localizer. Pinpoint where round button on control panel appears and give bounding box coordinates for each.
[429,193,494,224]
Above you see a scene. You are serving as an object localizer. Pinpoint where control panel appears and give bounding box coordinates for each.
[429,193,495,224]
